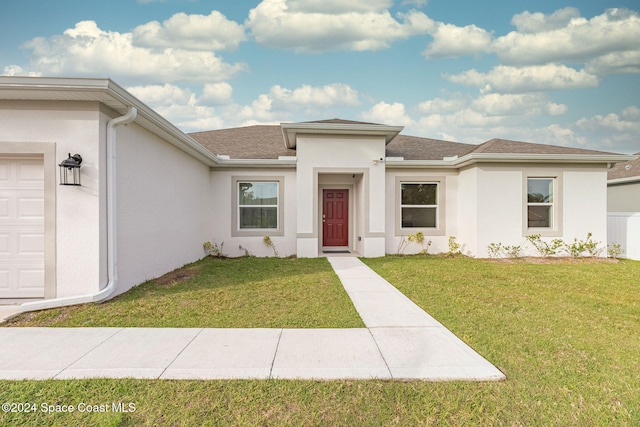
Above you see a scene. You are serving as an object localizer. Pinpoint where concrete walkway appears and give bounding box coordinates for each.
[0,258,505,381]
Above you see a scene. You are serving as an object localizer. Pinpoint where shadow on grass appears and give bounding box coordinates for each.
[5,256,364,328]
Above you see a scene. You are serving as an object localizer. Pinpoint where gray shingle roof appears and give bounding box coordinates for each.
[471,138,618,156]
[608,152,640,180]
[189,121,624,161]
[190,125,295,159]
[386,135,476,160]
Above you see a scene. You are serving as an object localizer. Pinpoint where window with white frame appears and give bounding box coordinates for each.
[238,181,279,230]
[527,178,554,228]
[400,183,438,228]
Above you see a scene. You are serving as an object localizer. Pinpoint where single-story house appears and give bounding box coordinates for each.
[0,76,635,308]
[607,153,640,260]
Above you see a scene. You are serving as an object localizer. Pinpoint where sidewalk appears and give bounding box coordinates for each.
[0,258,505,381]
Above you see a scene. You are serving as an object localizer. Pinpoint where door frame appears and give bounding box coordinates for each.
[319,184,354,251]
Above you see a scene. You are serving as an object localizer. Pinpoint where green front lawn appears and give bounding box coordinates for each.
[1,256,639,426]
[4,257,363,328]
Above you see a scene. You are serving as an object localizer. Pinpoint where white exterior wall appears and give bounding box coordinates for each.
[113,119,214,296]
[0,101,103,298]
[474,166,524,257]
[562,166,608,247]
[384,169,458,255]
[295,135,386,257]
[457,167,478,256]
[210,168,297,257]
[467,164,609,258]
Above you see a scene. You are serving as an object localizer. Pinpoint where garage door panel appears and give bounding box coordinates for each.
[19,269,45,288]
[0,198,8,218]
[16,161,44,183]
[19,233,44,254]
[18,198,44,219]
[0,233,9,255]
[0,162,8,182]
[0,156,45,298]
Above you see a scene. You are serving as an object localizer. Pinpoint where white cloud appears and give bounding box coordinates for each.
[286,0,392,14]
[511,7,580,33]
[494,8,640,65]
[246,0,434,52]
[402,0,428,6]
[472,93,567,116]
[208,83,362,128]
[269,83,360,108]
[360,101,414,126]
[577,108,640,134]
[445,64,599,93]
[2,65,41,77]
[423,23,492,59]
[199,83,234,106]
[417,97,465,114]
[128,83,195,106]
[21,20,246,83]
[585,50,640,75]
[127,83,225,130]
[132,11,246,51]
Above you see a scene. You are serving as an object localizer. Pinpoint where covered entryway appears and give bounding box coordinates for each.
[322,189,349,247]
[0,156,45,298]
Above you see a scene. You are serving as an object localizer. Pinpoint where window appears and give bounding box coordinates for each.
[400,183,438,228]
[238,181,279,229]
[527,178,553,228]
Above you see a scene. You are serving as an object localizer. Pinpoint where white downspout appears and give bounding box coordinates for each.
[19,107,138,312]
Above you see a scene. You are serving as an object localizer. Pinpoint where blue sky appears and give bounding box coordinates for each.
[1,0,639,153]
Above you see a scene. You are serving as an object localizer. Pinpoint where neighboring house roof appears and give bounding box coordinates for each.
[608,152,640,183]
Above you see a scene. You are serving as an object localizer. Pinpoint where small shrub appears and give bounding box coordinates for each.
[526,234,564,257]
[504,245,522,259]
[608,242,623,259]
[263,236,279,257]
[563,233,603,258]
[239,244,252,257]
[408,232,431,255]
[448,236,462,256]
[583,232,603,257]
[203,241,226,258]
[396,235,410,255]
[487,243,503,258]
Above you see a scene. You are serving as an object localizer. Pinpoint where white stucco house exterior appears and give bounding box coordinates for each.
[0,77,635,308]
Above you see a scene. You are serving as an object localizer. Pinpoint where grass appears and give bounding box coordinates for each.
[1,256,639,425]
[4,257,363,328]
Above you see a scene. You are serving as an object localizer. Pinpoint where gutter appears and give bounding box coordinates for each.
[608,176,640,186]
[19,107,138,313]
[386,153,636,169]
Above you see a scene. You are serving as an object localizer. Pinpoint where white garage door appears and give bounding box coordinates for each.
[0,156,45,298]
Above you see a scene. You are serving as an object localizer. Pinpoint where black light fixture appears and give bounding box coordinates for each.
[59,153,83,186]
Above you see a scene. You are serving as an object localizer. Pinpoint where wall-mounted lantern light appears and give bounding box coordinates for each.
[59,153,83,186]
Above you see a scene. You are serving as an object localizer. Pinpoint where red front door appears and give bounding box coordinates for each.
[323,189,349,247]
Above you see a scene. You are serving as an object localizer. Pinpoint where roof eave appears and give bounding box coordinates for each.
[281,122,404,149]
[211,158,297,169]
[608,176,640,185]
[386,153,636,168]
[454,153,635,167]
